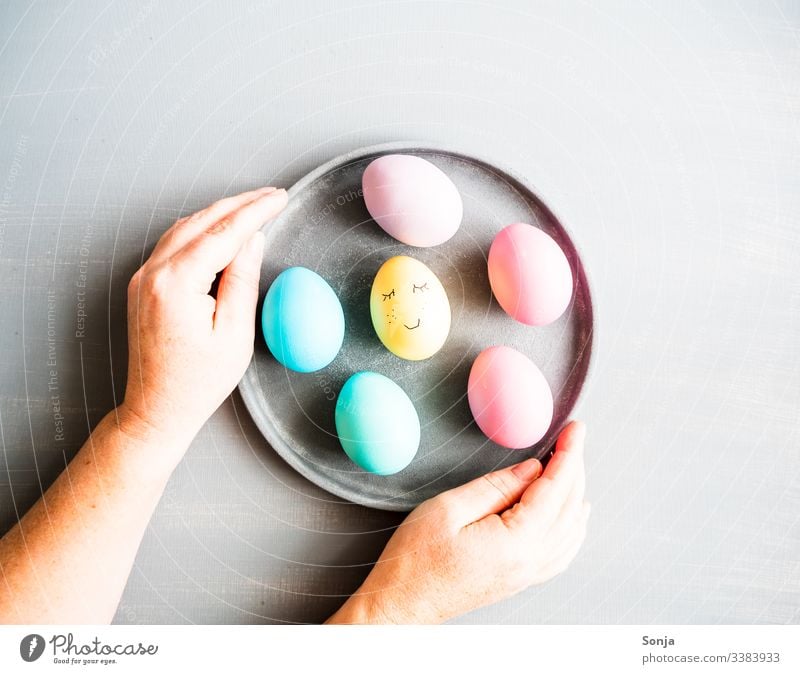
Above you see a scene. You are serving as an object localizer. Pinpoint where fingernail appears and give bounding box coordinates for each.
[256,186,277,195]
[259,187,286,199]
[511,457,542,481]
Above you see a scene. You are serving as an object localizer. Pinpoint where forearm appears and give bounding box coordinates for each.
[0,406,182,624]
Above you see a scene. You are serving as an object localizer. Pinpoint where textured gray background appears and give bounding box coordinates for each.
[0,0,798,624]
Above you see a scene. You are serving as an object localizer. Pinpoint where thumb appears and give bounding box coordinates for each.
[443,457,543,527]
[214,230,265,334]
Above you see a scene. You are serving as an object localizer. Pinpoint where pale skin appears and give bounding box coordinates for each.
[0,187,589,625]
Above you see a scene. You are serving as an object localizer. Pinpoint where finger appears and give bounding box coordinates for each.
[538,527,586,582]
[441,457,543,527]
[535,442,586,536]
[539,502,590,580]
[515,420,586,529]
[150,186,277,262]
[214,230,265,334]
[547,499,590,551]
[171,188,287,290]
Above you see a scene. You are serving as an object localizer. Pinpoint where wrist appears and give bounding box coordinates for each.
[112,403,193,478]
[117,400,197,448]
[326,585,435,625]
[325,592,389,625]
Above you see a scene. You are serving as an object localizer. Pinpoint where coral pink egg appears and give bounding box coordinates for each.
[362,154,463,247]
[488,223,573,326]
[467,346,553,449]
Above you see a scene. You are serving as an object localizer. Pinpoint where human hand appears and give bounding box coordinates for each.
[327,421,590,624]
[119,187,288,465]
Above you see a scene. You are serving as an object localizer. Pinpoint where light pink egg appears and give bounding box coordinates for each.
[467,346,553,449]
[488,223,573,326]
[362,154,462,247]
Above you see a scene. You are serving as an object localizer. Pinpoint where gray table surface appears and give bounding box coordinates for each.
[1,0,798,625]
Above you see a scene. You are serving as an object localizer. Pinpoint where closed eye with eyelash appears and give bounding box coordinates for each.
[412,282,429,293]
[382,289,395,301]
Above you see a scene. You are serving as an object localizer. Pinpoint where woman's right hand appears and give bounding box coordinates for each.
[328,421,590,624]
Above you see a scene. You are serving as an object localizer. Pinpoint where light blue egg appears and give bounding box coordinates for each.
[335,371,420,476]
[262,267,345,373]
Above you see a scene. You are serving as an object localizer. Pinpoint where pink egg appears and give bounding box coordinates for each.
[467,346,553,449]
[488,223,573,326]
[362,154,462,247]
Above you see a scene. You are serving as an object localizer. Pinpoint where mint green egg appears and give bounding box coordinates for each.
[335,372,420,476]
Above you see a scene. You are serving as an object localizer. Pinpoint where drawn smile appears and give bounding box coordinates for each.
[403,319,421,330]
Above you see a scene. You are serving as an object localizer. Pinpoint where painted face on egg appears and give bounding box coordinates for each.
[370,256,451,361]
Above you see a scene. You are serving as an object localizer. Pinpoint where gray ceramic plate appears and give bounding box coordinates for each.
[238,142,594,511]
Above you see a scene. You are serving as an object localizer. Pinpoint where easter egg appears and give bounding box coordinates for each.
[467,346,553,449]
[261,267,344,373]
[335,371,420,475]
[370,255,450,361]
[362,154,463,247]
[488,223,573,326]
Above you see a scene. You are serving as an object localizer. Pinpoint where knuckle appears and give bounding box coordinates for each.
[182,209,208,227]
[224,268,259,294]
[171,210,204,235]
[127,269,142,295]
[157,229,176,250]
[482,472,515,504]
[206,215,234,236]
[501,503,526,533]
[429,491,453,513]
[430,493,460,526]
[140,264,175,301]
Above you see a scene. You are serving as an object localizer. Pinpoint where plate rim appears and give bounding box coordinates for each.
[238,140,597,512]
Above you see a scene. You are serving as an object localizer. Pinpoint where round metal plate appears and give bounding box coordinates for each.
[238,142,594,511]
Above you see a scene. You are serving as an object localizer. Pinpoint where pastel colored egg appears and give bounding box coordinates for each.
[488,223,573,326]
[261,267,344,373]
[335,371,420,475]
[362,154,463,247]
[467,346,553,449]
[370,255,451,361]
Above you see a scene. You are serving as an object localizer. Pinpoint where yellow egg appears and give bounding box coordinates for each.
[370,256,451,360]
